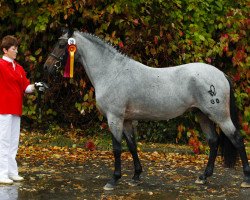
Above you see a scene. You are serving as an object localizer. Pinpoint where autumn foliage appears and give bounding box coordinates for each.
[0,0,249,150]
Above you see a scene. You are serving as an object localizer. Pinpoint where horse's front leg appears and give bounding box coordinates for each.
[123,120,142,186]
[103,114,123,190]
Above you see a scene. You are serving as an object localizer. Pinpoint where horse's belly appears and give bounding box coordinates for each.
[124,104,189,121]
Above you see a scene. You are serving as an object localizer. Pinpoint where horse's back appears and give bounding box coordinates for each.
[97,61,229,121]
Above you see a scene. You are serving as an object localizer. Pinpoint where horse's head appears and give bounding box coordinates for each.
[44,32,71,75]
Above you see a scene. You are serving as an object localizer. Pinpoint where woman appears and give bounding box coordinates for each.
[0,35,47,184]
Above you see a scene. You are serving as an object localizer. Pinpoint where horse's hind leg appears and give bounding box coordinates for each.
[219,121,250,187]
[195,112,219,184]
[123,120,142,186]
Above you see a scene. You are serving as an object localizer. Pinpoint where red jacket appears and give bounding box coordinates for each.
[0,58,30,116]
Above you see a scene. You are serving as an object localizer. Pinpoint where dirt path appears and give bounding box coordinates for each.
[1,146,250,199]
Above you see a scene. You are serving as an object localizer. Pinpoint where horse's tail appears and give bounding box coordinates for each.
[219,75,239,168]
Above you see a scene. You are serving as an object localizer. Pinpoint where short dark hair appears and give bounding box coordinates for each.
[1,35,18,52]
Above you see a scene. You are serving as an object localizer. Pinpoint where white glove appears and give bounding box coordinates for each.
[34,82,49,92]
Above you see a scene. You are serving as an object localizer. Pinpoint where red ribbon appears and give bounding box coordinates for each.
[63,44,77,78]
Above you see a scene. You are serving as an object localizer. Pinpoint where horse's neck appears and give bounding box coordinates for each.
[77,33,126,89]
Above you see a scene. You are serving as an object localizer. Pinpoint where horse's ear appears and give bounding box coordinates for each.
[61,27,68,35]
[60,27,74,38]
[68,28,74,38]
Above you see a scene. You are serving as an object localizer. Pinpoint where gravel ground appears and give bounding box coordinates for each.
[1,145,250,200]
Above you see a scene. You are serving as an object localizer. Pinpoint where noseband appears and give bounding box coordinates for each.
[50,52,63,61]
[49,52,64,71]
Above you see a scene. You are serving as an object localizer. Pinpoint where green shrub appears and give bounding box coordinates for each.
[0,0,248,143]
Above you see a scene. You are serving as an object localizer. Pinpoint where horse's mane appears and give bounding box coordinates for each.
[78,31,126,57]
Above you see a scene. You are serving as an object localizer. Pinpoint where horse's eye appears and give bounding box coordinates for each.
[59,44,65,49]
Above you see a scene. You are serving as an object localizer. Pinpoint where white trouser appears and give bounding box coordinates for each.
[0,114,21,178]
[0,185,18,200]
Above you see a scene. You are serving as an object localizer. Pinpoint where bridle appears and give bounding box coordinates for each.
[48,34,78,74]
[49,52,64,72]
[50,52,63,61]
[49,37,69,72]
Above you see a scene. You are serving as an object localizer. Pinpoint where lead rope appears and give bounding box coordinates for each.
[35,81,49,120]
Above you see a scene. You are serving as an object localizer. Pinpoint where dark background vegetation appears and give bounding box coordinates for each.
[0,0,249,149]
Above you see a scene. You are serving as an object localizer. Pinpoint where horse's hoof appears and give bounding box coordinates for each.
[128,179,142,187]
[103,183,115,190]
[195,177,206,185]
[241,182,250,188]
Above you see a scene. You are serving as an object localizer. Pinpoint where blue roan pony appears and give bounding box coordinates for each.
[44,30,250,190]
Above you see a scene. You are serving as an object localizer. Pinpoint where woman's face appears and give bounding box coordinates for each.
[3,46,18,60]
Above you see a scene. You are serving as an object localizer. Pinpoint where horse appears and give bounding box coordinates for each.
[44,30,250,190]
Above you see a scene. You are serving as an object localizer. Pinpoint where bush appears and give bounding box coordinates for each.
[0,0,249,143]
